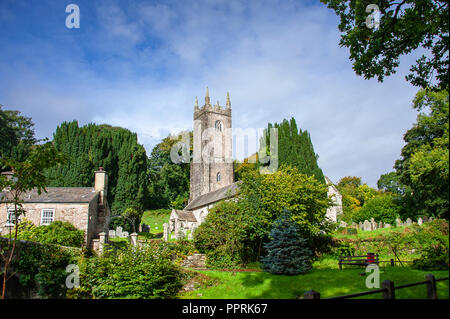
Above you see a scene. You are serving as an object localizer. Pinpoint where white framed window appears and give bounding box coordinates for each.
[40,209,55,226]
[6,209,16,227]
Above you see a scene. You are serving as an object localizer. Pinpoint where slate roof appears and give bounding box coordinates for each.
[184,182,240,211]
[171,209,197,222]
[1,187,98,203]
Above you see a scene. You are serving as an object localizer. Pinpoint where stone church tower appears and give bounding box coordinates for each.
[189,88,234,202]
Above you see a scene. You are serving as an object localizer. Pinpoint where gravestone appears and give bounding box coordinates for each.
[359,222,363,230]
[371,221,377,230]
[163,223,169,241]
[122,231,129,238]
[109,229,116,238]
[378,222,383,229]
[429,217,433,222]
[384,223,391,228]
[363,220,371,231]
[340,221,348,228]
[351,222,358,229]
[406,218,412,226]
[418,218,423,226]
[422,216,428,223]
[395,218,402,227]
[130,233,138,246]
[116,226,123,238]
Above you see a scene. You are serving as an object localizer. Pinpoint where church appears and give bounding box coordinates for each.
[167,88,342,240]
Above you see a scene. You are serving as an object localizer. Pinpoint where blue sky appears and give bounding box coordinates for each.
[0,0,422,187]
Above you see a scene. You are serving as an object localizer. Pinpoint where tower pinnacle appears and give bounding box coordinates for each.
[226,92,231,108]
[205,87,211,105]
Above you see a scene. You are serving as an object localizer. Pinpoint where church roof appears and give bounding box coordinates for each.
[1,187,98,203]
[184,182,240,211]
[171,209,197,222]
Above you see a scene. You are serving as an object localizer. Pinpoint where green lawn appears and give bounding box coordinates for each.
[179,267,449,299]
[140,209,171,235]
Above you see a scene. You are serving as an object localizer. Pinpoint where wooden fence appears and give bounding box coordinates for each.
[304,274,449,299]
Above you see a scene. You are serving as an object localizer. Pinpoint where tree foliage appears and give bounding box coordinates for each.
[0,105,36,163]
[394,89,449,218]
[321,0,449,90]
[147,132,192,209]
[44,121,149,215]
[260,209,313,275]
[259,118,325,183]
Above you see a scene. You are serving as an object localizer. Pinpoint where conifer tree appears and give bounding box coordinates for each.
[260,209,313,275]
[260,118,325,183]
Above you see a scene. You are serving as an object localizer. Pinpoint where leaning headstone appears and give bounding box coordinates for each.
[163,223,169,241]
[116,226,123,238]
[384,223,391,228]
[122,231,129,238]
[363,220,371,231]
[109,229,116,238]
[130,233,138,246]
[395,218,402,227]
[418,218,423,226]
[406,218,412,226]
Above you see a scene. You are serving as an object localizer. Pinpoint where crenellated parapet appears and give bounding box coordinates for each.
[194,87,231,119]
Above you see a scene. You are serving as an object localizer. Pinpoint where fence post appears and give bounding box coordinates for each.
[390,258,394,267]
[425,274,438,299]
[339,257,342,270]
[382,280,395,299]
[303,290,320,299]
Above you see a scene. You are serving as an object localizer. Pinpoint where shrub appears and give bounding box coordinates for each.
[15,220,84,248]
[260,209,313,275]
[353,194,401,224]
[71,242,183,299]
[6,241,78,298]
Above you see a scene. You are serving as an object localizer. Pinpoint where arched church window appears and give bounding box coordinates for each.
[215,120,223,132]
[216,172,221,182]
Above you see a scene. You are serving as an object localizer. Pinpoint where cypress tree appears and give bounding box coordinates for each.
[260,117,325,183]
[45,121,149,216]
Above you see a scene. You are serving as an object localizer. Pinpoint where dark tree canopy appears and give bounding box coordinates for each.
[260,118,325,183]
[321,0,449,90]
[44,121,149,215]
[0,104,36,163]
[147,131,192,209]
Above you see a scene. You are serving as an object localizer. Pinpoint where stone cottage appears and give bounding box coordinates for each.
[0,168,110,248]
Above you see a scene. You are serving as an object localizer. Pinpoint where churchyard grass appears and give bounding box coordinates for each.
[178,267,449,299]
[140,209,171,235]
[334,224,413,240]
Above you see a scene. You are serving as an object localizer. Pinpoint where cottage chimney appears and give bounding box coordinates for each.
[94,167,108,204]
